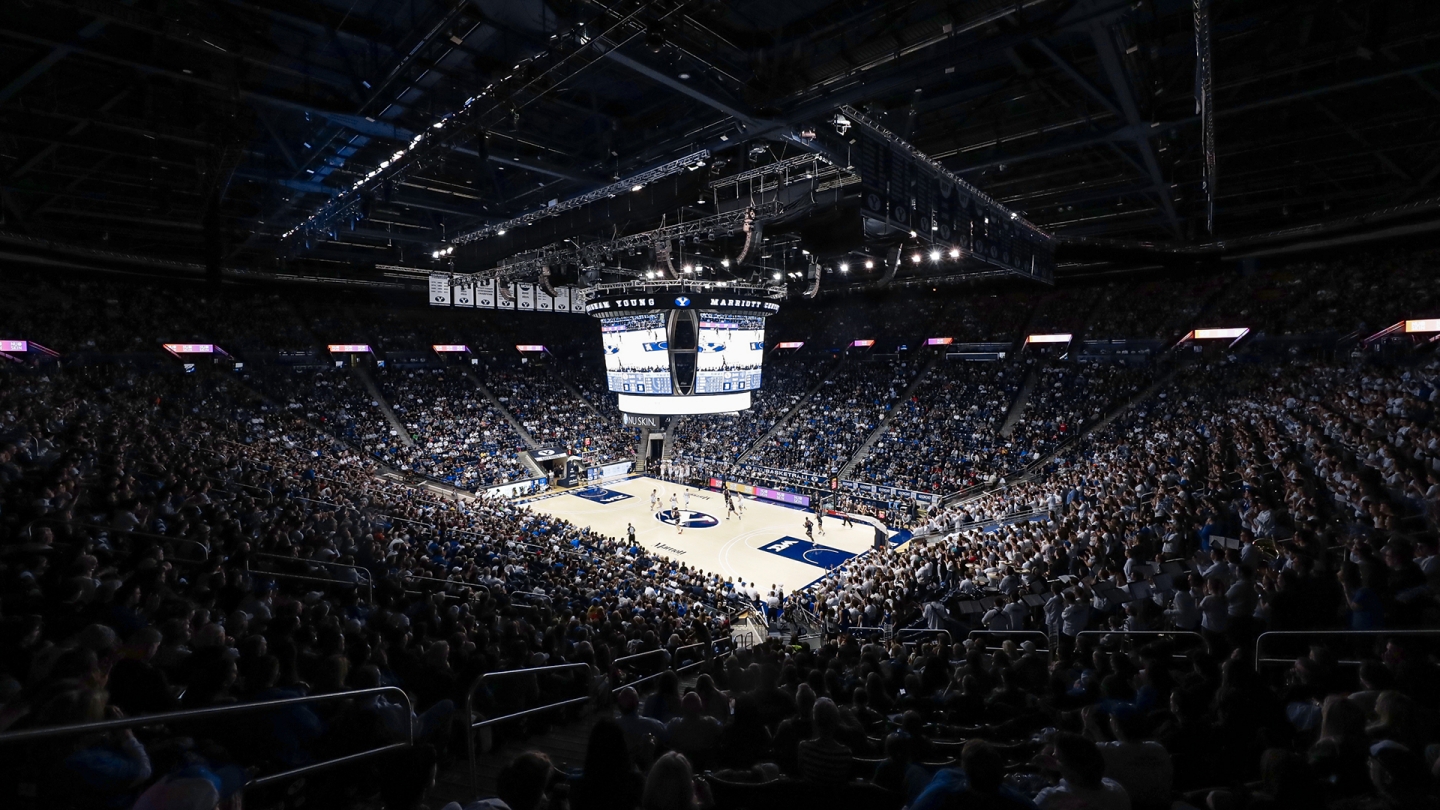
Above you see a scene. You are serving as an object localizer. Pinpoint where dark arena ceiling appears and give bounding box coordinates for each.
[3,0,1440,291]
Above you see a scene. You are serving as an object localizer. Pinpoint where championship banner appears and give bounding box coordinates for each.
[553,286,571,312]
[536,287,553,311]
[428,274,451,306]
[497,283,516,310]
[476,278,496,309]
[516,283,536,310]
[454,281,475,308]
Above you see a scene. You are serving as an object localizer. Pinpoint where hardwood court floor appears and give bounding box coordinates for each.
[522,476,878,592]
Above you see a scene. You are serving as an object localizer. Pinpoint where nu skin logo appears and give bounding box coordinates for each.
[674,296,691,307]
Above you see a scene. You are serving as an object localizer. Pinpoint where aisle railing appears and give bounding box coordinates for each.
[0,686,414,799]
[967,629,1052,660]
[1253,629,1440,672]
[463,639,735,790]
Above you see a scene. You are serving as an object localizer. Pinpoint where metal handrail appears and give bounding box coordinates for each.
[670,641,709,668]
[1076,629,1204,653]
[966,630,1052,661]
[510,590,553,603]
[34,516,212,558]
[253,547,377,593]
[462,636,737,788]
[0,685,413,792]
[244,568,374,605]
[899,628,955,639]
[840,625,893,638]
[1253,629,1440,672]
[611,648,671,689]
[401,573,492,600]
[465,662,593,790]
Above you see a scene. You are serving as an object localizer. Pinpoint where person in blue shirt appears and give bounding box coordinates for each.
[1341,561,1385,630]
[909,739,1039,810]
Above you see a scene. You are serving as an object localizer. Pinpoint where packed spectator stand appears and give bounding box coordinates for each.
[3,250,1440,810]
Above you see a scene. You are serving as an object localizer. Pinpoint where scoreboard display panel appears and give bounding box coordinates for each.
[585,282,781,416]
[601,313,673,394]
[695,312,764,393]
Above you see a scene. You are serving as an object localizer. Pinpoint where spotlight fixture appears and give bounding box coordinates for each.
[949,248,960,258]
[865,260,875,269]
[646,271,655,279]
[721,258,731,267]
[911,253,922,264]
[682,264,693,274]
[839,263,849,272]
[909,230,918,238]
[832,114,851,135]
[929,249,941,262]
[497,229,507,235]
[772,272,782,280]
[678,72,691,80]
[631,184,644,192]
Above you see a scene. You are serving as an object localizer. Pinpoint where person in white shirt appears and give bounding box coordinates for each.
[1044,582,1066,639]
[1199,550,1232,585]
[1239,533,1263,572]
[1035,732,1131,810]
[1415,537,1440,578]
[1003,595,1029,631]
[1061,591,1090,652]
[982,595,1014,631]
[1226,566,1259,620]
[1199,577,1229,643]
[1163,575,1202,630]
[1092,711,1172,809]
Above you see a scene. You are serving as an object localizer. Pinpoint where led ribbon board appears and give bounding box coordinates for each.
[1025,333,1072,345]
[1178,327,1250,348]
[163,343,229,357]
[617,392,751,415]
[327,344,373,353]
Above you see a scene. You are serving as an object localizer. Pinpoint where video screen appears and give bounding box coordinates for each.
[695,312,764,394]
[600,313,672,394]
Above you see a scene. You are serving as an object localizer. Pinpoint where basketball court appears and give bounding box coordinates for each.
[521,475,888,592]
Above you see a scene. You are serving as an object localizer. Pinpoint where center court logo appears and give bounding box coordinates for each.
[655,510,719,529]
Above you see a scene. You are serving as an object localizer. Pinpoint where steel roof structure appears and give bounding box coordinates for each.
[3,0,1438,289]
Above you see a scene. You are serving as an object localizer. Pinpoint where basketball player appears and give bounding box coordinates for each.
[815,505,825,536]
[651,489,659,513]
[669,493,678,514]
[723,488,737,520]
[682,489,690,510]
[671,505,683,535]
[804,516,815,543]
[627,522,636,545]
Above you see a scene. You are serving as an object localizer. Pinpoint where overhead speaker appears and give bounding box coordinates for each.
[803,261,822,299]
